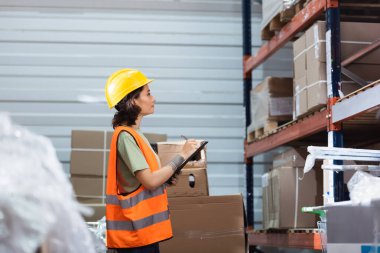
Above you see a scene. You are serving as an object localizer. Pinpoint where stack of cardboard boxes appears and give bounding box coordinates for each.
[70,130,113,221]
[157,141,209,198]
[70,130,167,221]
[262,148,323,229]
[293,21,380,118]
[156,141,246,253]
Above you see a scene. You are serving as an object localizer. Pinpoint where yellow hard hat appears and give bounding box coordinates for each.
[105,68,153,108]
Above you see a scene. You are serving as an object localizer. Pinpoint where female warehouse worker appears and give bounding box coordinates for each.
[104,69,198,253]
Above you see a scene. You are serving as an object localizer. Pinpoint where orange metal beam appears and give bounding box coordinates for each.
[248,231,322,250]
[245,110,328,157]
[244,0,327,73]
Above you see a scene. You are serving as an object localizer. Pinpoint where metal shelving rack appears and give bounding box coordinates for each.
[242,0,380,250]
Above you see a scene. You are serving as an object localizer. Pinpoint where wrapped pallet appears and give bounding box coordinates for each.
[261,0,301,31]
[247,77,293,139]
[292,21,380,118]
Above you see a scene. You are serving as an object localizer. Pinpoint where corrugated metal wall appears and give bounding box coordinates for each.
[0,0,292,228]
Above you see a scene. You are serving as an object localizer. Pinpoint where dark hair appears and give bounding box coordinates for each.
[112,86,144,129]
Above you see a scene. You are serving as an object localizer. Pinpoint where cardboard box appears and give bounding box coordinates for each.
[293,76,308,119]
[71,130,113,149]
[263,167,323,229]
[71,130,167,149]
[70,176,105,200]
[293,34,307,80]
[166,167,209,198]
[70,150,109,176]
[157,141,207,169]
[307,80,327,112]
[161,195,246,253]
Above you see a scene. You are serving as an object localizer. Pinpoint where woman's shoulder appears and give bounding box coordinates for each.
[118,131,138,146]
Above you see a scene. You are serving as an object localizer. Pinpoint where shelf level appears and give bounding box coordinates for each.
[244,0,334,73]
[248,230,322,250]
[245,110,328,157]
[332,80,380,123]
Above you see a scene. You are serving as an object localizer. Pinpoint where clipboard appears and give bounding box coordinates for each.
[166,141,208,185]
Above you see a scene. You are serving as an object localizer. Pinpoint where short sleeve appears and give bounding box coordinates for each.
[117,132,149,175]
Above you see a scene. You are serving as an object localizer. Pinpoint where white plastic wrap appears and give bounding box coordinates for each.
[247,77,293,133]
[87,217,107,253]
[348,171,380,204]
[0,113,96,253]
[261,0,283,30]
[261,0,301,30]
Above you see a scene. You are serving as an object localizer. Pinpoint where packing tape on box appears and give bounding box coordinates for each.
[280,166,304,228]
[313,25,322,59]
[293,48,308,61]
[293,84,307,97]
[307,80,327,90]
[294,167,299,228]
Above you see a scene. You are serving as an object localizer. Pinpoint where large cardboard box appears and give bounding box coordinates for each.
[161,195,246,253]
[70,176,105,201]
[166,167,208,197]
[269,167,323,228]
[71,130,112,149]
[71,150,109,176]
[248,77,293,133]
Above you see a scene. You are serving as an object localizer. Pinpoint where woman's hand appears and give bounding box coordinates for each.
[180,139,198,159]
[168,176,178,186]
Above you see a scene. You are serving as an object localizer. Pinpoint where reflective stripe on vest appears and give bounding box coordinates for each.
[107,210,170,231]
[106,126,173,248]
[106,187,165,209]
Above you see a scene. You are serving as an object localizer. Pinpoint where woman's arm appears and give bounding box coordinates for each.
[135,140,198,190]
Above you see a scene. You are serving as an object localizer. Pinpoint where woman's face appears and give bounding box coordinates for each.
[134,84,155,116]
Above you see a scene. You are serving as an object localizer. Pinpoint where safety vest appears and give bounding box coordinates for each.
[106,126,173,248]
